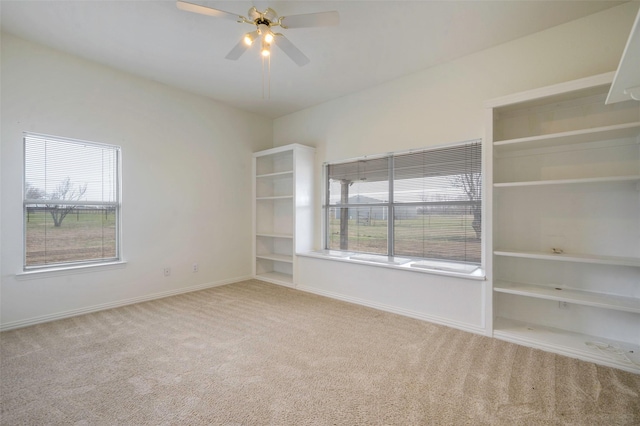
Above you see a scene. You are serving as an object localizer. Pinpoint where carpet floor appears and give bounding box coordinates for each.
[1,279,639,425]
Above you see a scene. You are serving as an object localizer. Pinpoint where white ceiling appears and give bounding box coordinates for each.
[0,1,624,118]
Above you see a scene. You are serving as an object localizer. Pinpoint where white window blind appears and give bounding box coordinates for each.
[325,141,481,264]
[393,143,481,263]
[24,133,121,268]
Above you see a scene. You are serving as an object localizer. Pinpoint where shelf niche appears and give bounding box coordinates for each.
[253,144,315,287]
[486,72,640,374]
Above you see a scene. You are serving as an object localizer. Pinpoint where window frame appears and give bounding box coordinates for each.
[323,140,482,266]
[22,132,123,272]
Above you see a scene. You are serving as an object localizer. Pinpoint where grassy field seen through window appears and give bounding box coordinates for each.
[328,214,480,263]
[25,209,116,267]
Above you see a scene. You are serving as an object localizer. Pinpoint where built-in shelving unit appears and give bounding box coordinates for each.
[485,72,640,373]
[253,144,314,287]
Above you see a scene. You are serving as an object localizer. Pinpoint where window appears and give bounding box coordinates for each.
[325,141,481,265]
[23,133,121,269]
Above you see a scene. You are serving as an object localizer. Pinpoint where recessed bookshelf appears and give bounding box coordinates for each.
[253,144,315,287]
[487,72,640,373]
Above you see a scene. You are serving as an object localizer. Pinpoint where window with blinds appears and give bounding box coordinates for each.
[325,141,481,264]
[23,133,121,269]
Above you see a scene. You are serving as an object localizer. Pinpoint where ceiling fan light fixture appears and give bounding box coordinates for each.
[243,30,259,46]
[176,1,339,76]
[261,39,271,56]
[257,23,274,44]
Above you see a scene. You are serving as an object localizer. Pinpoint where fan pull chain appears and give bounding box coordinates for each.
[268,54,271,99]
[261,54,271,99]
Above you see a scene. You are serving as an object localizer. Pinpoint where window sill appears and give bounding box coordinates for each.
[297,251,485,281]
[16,260,127,280]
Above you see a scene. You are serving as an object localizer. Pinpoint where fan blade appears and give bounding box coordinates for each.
[247,7,261,22]
[176,1,242,21]
[225,39,250,60]
[280,11,339,29]
[273,34,310,67]
[263,8,278,23]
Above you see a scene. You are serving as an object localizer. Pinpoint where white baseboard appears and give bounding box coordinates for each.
[0,275,252,332]
[296,284,486,336]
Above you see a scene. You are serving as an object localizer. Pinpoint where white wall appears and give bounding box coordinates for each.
[274,2,639,333]
[297,257,485,334]
[0,33,273,329]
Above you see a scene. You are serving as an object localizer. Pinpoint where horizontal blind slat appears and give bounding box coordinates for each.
[25,135,119,203]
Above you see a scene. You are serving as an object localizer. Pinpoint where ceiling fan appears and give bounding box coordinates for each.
[176,1,340,67]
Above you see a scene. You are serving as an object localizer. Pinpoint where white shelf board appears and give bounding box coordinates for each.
[494,281,640,313]
[256,195,294,200]
[493,122,640,152]
[255,193,293,199]
[494,317,640,374]
[255,271,293,286]
[494,250,640,267]
[256,170,293,179]
[256,233,293,239]
[485,72,614,109]
[253,143,313,157]
[494,175,640,188]
[256,253,293,263]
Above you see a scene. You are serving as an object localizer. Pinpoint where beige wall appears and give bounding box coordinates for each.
[0,33,273,327]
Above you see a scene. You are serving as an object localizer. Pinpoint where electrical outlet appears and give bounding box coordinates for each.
[192,263,199,273]
[558,301,569,310]
[163,267,171,277]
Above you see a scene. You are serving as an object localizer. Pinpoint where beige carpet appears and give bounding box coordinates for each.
[1,280,639,425]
